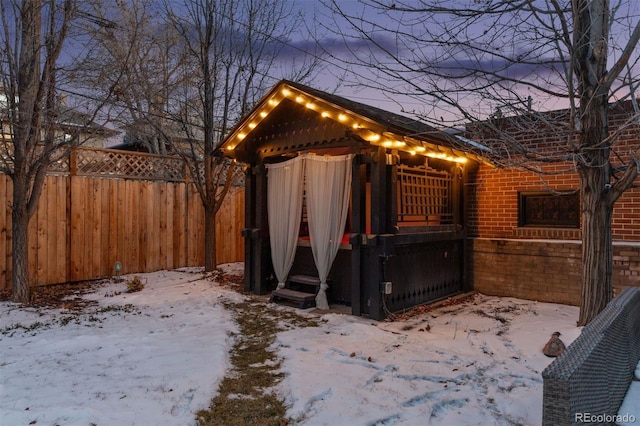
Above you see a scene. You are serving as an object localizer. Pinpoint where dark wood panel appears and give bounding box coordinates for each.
[290,245,352,305]
[385,240,463,313]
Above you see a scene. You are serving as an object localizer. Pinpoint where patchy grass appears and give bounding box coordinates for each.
[125,275,145,293]
[196,299,318,426]
[0,280,105,311]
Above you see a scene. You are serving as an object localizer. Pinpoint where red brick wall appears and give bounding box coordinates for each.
[469,239,640,306]
[466,102,640,301]
[467,163,640,241]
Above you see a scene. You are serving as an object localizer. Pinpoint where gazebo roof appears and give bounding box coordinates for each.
[219,80,490,164]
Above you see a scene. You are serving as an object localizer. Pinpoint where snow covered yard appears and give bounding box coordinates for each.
[274,296,582,425]
[1,263,586,425]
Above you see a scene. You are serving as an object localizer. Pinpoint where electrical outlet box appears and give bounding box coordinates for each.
[381,281,392,295]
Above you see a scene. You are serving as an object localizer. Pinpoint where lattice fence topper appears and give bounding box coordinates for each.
[48,153,70,174]
[397,164,453,224]
[74,147,187,181]
[0,144,70,174]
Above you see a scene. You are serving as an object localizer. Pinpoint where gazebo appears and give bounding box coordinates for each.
[220,80,489,320]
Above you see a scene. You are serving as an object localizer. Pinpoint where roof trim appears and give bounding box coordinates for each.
[220,80,492,166]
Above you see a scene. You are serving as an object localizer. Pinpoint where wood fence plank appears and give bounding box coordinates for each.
[107,179,118,278]
[165,183,175,269]
[91,178,102,279]
[237,189,245,261]
[127,179,139,274]
[151,182,161,271]
[70,177,85,281]
[188,185,203,266]
[116,179,126,275]
[57,176,69,284]
[158,182,167,270]
[81,177,92,279]
[41,176,52,285]
[145,181,157,272]
[219,192,231,263]
[186,185,194,266]
[134,180,143,272]
[101,179,111,277]
[174,183,186,267]
[84,178,95,279]
[28,190,38,286]
[139,181,149,271]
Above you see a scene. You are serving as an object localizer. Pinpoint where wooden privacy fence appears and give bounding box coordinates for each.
[0,147,244,290]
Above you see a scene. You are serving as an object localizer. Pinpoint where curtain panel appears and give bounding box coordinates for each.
[304,154,353,309]
[266,153,353,309]
[266,156,305,288]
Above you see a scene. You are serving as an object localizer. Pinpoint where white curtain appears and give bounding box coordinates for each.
[266,156,304,289]
[304,154,353,309]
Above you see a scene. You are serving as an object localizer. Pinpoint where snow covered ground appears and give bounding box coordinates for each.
[0,263,633,425]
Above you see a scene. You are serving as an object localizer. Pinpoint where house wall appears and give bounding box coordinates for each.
[467,163,640,242]
[467,102,640,302]
[468,239,640,306]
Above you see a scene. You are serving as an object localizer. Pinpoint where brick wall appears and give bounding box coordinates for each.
[469,239,640,306]
[466,101,640,300]
[467,164,640,242]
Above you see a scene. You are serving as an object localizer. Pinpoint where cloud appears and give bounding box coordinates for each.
[434,55,565,80]
[277,33,402,60]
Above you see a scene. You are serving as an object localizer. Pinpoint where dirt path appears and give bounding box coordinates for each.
[196,299,319,426]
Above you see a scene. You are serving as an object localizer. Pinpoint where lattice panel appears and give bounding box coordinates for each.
[0,144,70,174]
[75,148,186,181]
[48,155,70,174]
[397,164,453,224]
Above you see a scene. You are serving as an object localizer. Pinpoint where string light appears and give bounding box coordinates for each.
[223,83,475,165]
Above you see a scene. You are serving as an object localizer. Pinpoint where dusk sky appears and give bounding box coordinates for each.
[6,0,635,128]
[280,0,640,126]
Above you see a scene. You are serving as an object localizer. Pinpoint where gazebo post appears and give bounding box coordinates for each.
[363,146,390,320]
[350,154,366,315]
[243,163,271,295]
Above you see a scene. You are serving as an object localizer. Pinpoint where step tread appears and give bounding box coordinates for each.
[271,288,316,301]
[288,275,321,285]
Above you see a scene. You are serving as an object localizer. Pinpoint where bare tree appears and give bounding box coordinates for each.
[162,0,319,271]
[325,0,640,324]
[0,0,109,302]
[80,0,191,154]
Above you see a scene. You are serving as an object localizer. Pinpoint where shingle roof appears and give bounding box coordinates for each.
[282,80,453,145]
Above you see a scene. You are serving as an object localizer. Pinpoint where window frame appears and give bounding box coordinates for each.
[518,190,580,228]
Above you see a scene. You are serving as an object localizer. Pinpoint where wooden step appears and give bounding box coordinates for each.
[288,275,321,286]
[270,288,317,309]
[287,275,322,295]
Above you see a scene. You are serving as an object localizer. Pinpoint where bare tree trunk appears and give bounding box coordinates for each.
[575,0,615,325]
[204,203,217,271]
[11,173,32,303]
[578,166,613,325]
